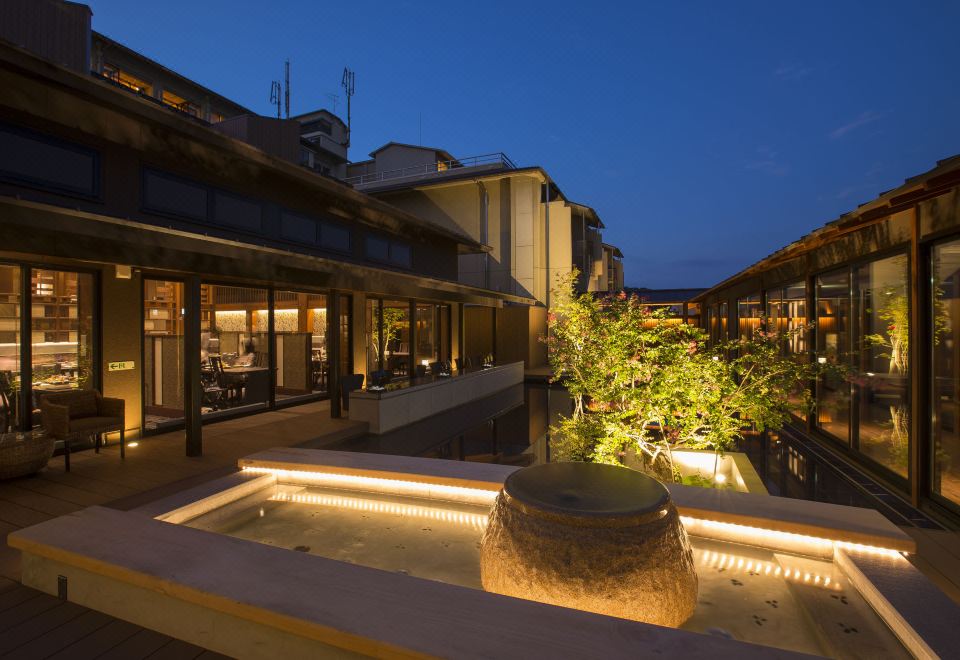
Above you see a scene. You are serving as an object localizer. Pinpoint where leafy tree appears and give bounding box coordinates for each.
[545,271,819,483]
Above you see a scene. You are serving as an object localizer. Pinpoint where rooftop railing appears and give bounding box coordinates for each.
[345,152,517,187]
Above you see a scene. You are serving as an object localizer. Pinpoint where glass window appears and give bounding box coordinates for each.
[143,280,184,431]
[933,239,960,508]
[382,301,411,378]
[200,284,269,415]
[366,298,382,377]
[718,301,728,342]
[767,282,807,354]
[338,294,352,380]
[365,236,389,262]
[685,302,700,327]
[816,269,851,444]
[31,269,96,427]
[415,303,438,371]
[854,255,910,477]
[0,265,20,431]
[274,291,328,403]
[737,294,762,340]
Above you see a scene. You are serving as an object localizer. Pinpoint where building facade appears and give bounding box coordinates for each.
[344,144,622,367]
[695,155,960,526]
[0,2,531,455]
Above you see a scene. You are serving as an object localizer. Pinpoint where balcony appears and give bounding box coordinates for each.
[345,152,517,189]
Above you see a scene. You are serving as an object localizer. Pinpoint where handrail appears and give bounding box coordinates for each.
[345,152,517,187]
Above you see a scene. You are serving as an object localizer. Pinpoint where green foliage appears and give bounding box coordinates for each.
[545,271,819,482]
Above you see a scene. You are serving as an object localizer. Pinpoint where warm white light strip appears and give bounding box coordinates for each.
[682,516,905,559]
[698,549,842,591]
[241,466,498,506]
[270,491,488,531]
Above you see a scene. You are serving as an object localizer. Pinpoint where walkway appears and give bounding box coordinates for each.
[1,400,366,581]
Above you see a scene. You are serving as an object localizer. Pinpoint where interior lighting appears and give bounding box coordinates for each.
[241,466,499,506]
[714,473,727,484]
[271,490,488,531]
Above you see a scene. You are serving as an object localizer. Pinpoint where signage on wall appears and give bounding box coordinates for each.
[108,361,135,372]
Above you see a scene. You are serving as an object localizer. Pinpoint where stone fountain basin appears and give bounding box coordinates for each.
[9,448,954,660]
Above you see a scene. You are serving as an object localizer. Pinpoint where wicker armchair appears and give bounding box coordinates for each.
[39,390,125,471]
[0,431,55,479]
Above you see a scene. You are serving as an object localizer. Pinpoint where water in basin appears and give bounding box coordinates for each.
[184,484,908,659]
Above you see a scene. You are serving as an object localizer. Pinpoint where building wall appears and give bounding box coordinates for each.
[0,0,91,74]
[374,145,442,176]
[100,267,143,439]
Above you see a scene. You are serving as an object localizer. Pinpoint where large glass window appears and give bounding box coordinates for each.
[274,291,328,403]
[415,303,438,371]
[685,302,700,327]
[0,265,20,431]
[816,269,851,443]
[31,270,95,426]
[737,294,762,340]
[933,239,960,509]
[767,282,807,354]
[366,298,382,377]
[200,284,270,415]
[382,301,411,377]
[144,280,184,431]
[854,255,909,477]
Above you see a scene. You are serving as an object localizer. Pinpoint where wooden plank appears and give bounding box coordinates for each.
[6,608,114,659]
[0,591,61,632]
[144,638,207,660]
[0,485,86,517]
[0,499,54,528]
[12,476,111,508]
[46,618,142,659]
[97,628,182,660]
[0,601,88,654]
[0,584,43,613]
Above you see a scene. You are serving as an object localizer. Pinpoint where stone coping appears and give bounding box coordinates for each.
[239,449,914,553]
[352,362,523,400]
[238,447,518,493]
[9,507,813,659]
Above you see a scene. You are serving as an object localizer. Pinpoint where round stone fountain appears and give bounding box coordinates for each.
[480,462,698,628]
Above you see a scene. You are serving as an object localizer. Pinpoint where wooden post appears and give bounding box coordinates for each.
[267,288,276,409]
[909,207,924,506]
[328,292,341,418]
[18,265,31,430]
[184,276,202,457]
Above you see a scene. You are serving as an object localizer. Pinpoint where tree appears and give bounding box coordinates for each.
[545,271,819,483]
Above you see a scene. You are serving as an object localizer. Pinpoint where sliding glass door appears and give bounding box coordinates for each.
[143,279,185,431]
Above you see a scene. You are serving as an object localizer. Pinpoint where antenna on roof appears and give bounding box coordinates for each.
[269,80,281,119]
[284,59,291,118]
[341,66,355,148]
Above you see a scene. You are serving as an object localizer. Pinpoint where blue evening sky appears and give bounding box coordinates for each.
[85,1,960,288]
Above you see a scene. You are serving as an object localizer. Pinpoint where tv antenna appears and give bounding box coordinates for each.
[284,59,291,118]
[269,80,281,119]
[341,66,355,147]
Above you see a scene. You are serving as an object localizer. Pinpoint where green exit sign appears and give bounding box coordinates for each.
[108,361,135,372]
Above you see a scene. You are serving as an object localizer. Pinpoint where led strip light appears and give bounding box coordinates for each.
[270,491,488,530]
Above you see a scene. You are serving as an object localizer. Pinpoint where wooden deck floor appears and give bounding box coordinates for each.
[0,400,365,659]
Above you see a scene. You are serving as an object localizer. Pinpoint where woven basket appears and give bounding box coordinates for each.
[0,431,55,480]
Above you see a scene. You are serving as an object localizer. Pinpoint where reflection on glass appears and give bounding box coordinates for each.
[415,303,437,370]
[366,298,382,377]
[766,282,807,354]
[0,265,20,432]
[382,301,411,378]
[144,280,184,431]
[200,284,269,414]
[274,291,327,402]
[737,294,762,340]
[338,294,351,380]
[933,240,960,508]
[855,255,909,477]
[816,269,850,444]
[707,304,718,344]
[31,269,95,427]
[686,302,700,327]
